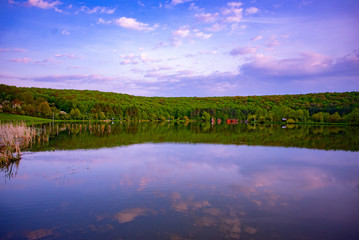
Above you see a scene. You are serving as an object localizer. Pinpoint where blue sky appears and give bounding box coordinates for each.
[0,0,358,96]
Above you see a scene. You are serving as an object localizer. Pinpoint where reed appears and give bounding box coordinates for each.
[0,122,38,164]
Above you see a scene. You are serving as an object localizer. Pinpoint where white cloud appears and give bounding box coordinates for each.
[54,53,76,59]
[170,0,194,6]
[222,3,243,23]
[189,3,200,11]
[114,17,157,31]
[172,27,190,38]
[97,18,112,24]
[194,31,212,39]
[61,30,70,35]
[230,23,246,32]
[199,50,218,55]
[206,23,226,32]
[77,5,116,14]
[28,0,62,11]
[246,7,259,14]
[171,27,212,46]
[225,8,243,22]
[195,13,219,23]
[227,2,243,8]
[119,52,158,65]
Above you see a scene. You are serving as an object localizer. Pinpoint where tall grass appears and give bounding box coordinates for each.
[0,122,38,164]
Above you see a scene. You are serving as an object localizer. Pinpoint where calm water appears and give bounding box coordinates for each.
[1,123,359,239]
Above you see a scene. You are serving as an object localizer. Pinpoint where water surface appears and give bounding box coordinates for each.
[1,123,358,239]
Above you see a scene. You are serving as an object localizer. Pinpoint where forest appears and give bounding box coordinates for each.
[1,84,359,125]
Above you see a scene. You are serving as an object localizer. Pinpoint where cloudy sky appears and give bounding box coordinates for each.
[0,0,358,97]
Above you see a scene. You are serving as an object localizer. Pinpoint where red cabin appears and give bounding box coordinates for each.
[226,119,238,124]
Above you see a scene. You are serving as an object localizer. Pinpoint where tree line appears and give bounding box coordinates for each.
[0,84,358,125]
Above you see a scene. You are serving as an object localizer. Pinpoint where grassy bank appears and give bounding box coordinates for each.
[0,113,53,123]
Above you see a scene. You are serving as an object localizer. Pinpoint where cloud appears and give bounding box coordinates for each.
[0,48,27,52]
[245,7,259,14]
[240,50,359,80]
[171,26,212,46]
[170,0,194,6]
[114,208,148,224]
[97,18,112,24]
[251,35,263,41]
[119,52,158,65]
[31,74,116,84]
[54,53,76,59]
[194,31,212,39]
[230,47,257,56]
[172,26,190,38]
[225,8,243,23]
[189,3,201,11]
[61,30,70,35]
[37,57,61,65]
[114,17,158,31]
[221,2,244,23]
[206,23,226,32]
[28,0,62,12]
[199,50,218,55]
[10,55,66,65]
[76,5,115,14]
[195,13,219,23]
[227,2,243,8]
[10,58,31,64]
[265,36,280,49]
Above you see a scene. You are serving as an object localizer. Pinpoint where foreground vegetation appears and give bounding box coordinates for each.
[0,122,38,165]
[1,84,358,125]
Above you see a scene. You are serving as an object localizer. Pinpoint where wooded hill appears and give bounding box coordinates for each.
[1,84,359,124]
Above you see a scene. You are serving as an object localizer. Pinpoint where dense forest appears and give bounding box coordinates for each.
[1,84,359,124]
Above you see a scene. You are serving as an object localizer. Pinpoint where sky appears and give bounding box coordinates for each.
[0,0,358,97]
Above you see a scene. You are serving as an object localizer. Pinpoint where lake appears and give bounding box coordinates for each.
[1,122,359,239]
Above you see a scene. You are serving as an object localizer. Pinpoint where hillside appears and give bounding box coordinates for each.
[1,84,358,124]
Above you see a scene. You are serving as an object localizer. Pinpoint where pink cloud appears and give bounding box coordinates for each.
[240,50,359,80]
[10,58,31,64]
[0,48,27,52]
[251,35,263,42]
[230,46,257,56]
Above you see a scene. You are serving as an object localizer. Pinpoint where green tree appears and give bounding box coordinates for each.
[38,101,52,118]
[344,108,359,125]
[201,111,211,122]
[312,112,324,122]
[70,108,82,119]
[99,111,106,120]
[328,112,342,123]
